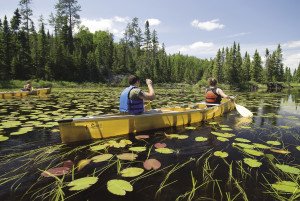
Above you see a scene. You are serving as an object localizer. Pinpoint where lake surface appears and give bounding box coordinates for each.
[0,86,299,201]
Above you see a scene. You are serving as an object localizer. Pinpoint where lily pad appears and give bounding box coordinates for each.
[195,137,208,142]
[90,144,108,151]
[185,126,196,130]
[243,158,262,168]
[275,164,300,175]
[240,126,252,129]
[233,142,255,149]
[217,137,229,142]
[272,181,300,193]
[77,159,91,171]
[270,149,291,154]
[117,153,138,161]
[211,132,235,138]
[296,146,300,151]
[107,179,133,196]
[266,141,281,146]
[143,159,161,170]
[0,135,9,142]
[235,138,251,143]
[253,143,271,149]
[92,154,113,163]
[214,151,228,158]
[243,148,264,156]
[208,122,218,125]
[135,135,149,140]
[221,127,233,131]
[67,176,98,191]
[41,167,70,177]
[129,147,147,152]
[165,134,188,139]
[155,148,174,154]
[120,167,144,177]
[154,142,167,148]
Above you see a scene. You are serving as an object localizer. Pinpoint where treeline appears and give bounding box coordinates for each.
[0,0,299,86]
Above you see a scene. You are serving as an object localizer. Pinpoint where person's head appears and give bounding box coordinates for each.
[26,80,32,85]
[208,78,218,87]
[128,75,140,86]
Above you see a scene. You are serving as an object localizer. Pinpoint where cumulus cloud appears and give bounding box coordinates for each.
[283,53,300,70]
[80,16,130,38]
[283,40,300,48]
[146,18,161,26]
[191,19,225,31]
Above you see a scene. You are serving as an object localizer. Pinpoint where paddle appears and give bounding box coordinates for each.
[234,102,253,118]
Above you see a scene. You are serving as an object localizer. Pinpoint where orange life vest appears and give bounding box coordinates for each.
[205,88,222,104]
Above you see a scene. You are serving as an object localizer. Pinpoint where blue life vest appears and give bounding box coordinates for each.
[119,86,144,115]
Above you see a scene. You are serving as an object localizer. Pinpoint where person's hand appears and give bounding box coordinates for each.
[146,79,152,86]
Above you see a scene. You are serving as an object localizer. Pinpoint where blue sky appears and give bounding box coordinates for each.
[1,0,300,71]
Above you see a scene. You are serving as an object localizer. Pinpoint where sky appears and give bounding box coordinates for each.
[1,0,300,71]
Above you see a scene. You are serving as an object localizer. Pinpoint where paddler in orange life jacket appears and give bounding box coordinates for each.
[119,75,155,115]
[205,78,233,105]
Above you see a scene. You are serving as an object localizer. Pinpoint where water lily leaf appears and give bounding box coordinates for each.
[279,126,291,129]
[92,154,113,163]
[243,158,262,168]
[219,124,229,128]
[235,138,251,143]
[165,134,188,139]
[211,132,235,138]
[185,126,196,130]
[208,122,218,125]
[67,176,98,191]
[272,181,300,193]
[296,146,300,151]
[195,137,208,142]
[270,149,290,154]
[266,141,281,146]
[143,159,161,170]
[41,167,70,177]
[221,127,233,131]
[154,142,167,148]
[10,127,33,135]
[214,151,228,158]
[77,159,91,171]
[107,179,133,196]
[63,160,74,168]
[90,144,108,151]
[117,153,138,161]
[129,147,147,152]
[217,137,229,142]
[135,135,149,140]
[0,135,9,142]
[120,167,144,177]
[275,164,300,175]
[155,148,174,154]
[240,126,252,129]
[253,143,271,149]
[233,143,255,149]
[243,148,264,156]
[265,154,275,161]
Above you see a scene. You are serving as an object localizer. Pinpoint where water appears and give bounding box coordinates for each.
[0,87,299,201]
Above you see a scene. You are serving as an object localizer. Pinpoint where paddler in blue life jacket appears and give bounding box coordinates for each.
[205,78,233,105]
[119,75,155,115]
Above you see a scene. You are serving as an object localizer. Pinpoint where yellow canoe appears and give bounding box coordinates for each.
[0,88,51,99]
[58,99,235,143]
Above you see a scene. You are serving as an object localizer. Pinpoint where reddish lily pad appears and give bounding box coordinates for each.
[41,167,70,177]
[63,160,74,168]
[154,142,167,148]
[143,159,161,170]
[135,135,149,140]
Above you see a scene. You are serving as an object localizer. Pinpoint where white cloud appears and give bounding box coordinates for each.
[283,53,300,70]
[146,18,161,26]
[191,19,225,31]
[80,16,130,38]
[283,40,300,48]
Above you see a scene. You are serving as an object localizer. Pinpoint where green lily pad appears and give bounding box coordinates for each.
[214,151,228,158]
[91,154,113,163]
[240,126,252,129]
[0,135,9,142]
[221,127,233,131]
[117,153,138,161]
[217,137,229,142]
[208,122,218,125]
[253,143,271,149]
[219,124,229,127]
[272,181,300,193]
[243,148,264,156]
[211,132,235,138]
[155,148,174,154]
[266,141,281,146]
[10,127,33,135]
[129,147,147,152]
[235,138,251,143]
[120,167,144,177]
[195,137,208,142]
[107,179,133,196]
[233,143,255,149]
[165,134,189,139]
[243,158,262,168]
[90,144,108,151]
[67,177,98,191]
[296,146,300,151]
[185,126,196,130]
[275,164,300,175]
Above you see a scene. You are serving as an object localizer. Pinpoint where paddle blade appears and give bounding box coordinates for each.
[235,103,253,118]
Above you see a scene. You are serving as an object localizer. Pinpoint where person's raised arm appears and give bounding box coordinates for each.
[218,88,233,99]
[141,79,155,101]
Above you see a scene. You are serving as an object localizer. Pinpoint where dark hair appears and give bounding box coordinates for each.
[128,75,140,85]
[208,78,217,86]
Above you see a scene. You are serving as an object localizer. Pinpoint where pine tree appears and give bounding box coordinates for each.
[1,16,12,80]
[251,50,263,82]
[19,0,33,34]
[212,49,223,83]
[241,52,251,82]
